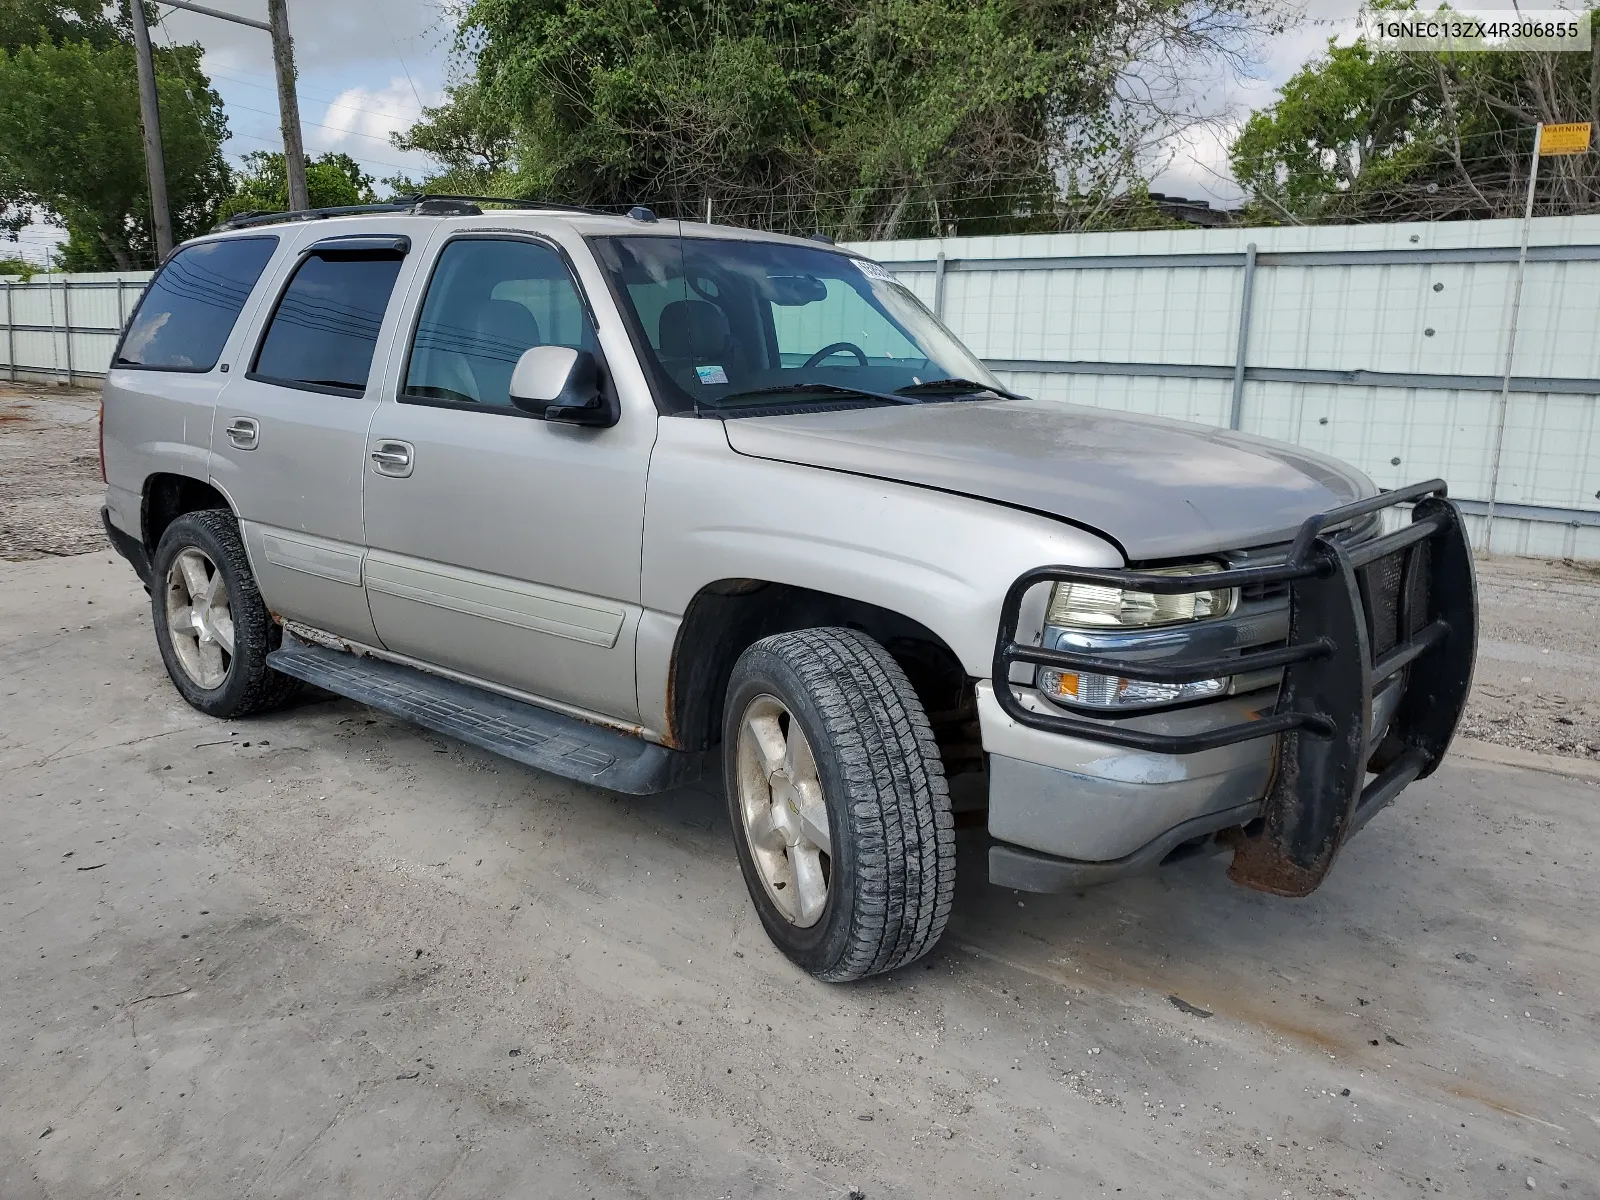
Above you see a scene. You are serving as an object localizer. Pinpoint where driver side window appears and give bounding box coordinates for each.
[771,278,921,367]
[403,237,594,409]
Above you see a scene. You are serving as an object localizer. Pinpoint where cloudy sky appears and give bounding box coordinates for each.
[6,0,1554,263]
[154,0,463,184]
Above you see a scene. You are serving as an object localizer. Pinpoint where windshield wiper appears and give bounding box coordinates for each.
[893,377,1024,401]
[713,382,917,407]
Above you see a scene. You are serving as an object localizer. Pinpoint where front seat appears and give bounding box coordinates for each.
[658,298,741,386]
[464,299,542,405]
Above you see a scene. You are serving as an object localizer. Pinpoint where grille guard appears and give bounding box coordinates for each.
[992,478,1478,897]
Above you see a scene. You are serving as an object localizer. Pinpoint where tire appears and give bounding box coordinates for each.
[723,627,955,982]
[150,509,299,719]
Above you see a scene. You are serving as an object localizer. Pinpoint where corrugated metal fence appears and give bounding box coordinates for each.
[0,271,153,389]
[851,216,1600,559]
[4,216,1597,557]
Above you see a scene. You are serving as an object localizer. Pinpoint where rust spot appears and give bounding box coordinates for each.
[1056,944,1354,1057]
[660,648,682,749]
[1223,739,1351,898]
[1440,1081,1565,1130]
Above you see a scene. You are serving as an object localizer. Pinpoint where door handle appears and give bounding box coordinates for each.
[225,417,259,450]
[370,439,414,478]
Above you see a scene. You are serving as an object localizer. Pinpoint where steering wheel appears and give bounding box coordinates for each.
[802,341,869,368]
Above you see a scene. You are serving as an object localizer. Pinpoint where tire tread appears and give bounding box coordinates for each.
[744,627,955,981]
[153,509,299,717]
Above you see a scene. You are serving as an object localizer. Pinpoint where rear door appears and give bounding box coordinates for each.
[210,226,424,643]
[102,235,280,538]
[360,229,656,721]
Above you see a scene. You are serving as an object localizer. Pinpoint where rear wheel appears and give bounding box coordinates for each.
[151,509,299,718]
[723,627,955,982]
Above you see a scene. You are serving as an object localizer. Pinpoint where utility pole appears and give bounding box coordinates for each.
[267,0,310,212]
[157,1,310,212]
[128,2,174,260]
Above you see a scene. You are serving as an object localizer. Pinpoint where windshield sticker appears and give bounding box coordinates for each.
[695,364,730,385]
[853,258,897,283]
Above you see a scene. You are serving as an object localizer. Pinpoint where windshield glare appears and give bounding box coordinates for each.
[590,234,1004,412]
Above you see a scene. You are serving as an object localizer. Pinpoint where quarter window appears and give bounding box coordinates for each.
[115,236,277,371]
[252,250,405,394]
[403,238,595,409]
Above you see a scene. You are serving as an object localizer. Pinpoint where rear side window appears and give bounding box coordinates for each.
[115,237,277,371]
[252,251,405,395]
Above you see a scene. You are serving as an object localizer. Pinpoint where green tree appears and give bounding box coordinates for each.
[408,0,1280,238]
[0,253,38,278]
[219,150,378,220]
[0,5,230,268]
[390,82,515,195]
[1231,5,1600,223]
[0,0,121,53]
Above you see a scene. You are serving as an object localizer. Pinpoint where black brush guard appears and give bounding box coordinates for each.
[992,479,1477,898]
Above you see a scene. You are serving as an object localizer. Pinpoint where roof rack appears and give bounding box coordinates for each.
[217,193,613,232]
[412,194,607,216]
[220,201,414,229]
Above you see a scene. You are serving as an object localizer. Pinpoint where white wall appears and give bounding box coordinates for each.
[850,216,1600,559]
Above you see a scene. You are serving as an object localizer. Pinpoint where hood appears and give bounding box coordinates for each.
[721,397,1374,561]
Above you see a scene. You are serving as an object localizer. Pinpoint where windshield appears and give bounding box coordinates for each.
[590,234,1005,414]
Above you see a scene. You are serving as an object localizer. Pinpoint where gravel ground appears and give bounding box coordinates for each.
[3,552,1597,1199]
[0,384,106,560]
[5,381,1595,763]
[1462,556,1600,760]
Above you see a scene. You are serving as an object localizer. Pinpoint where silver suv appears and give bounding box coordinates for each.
[101,198,1477,981]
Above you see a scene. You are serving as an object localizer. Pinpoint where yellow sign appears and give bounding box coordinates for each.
[1540,122,1592,156]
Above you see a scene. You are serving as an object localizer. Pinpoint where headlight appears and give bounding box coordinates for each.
[1044,563,1236,629]
[1038,563,1235,712]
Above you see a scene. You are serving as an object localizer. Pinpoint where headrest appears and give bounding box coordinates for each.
[469,299,541,363]
[658,299,731,359]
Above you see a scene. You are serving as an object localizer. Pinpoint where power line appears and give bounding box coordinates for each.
[205,66,429,122]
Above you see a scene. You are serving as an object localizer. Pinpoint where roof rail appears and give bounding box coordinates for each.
[413,193,608,216]
[215,193,613,232]
[219,201,415,230]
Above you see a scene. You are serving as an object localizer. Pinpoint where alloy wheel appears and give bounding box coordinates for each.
[164,547,234,690]
[733,693,832,927]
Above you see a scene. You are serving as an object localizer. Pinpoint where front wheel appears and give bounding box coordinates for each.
[723,628,955,982]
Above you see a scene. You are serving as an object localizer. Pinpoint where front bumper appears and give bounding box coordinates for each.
[985,480,1477,897]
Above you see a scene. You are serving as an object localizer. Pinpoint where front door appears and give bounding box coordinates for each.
[361,232,655,722]
[210,229,419,644]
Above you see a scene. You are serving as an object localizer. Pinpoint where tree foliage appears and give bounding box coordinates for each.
[390,81,515,196]
[0,3,230,269]
[1231,6,1600,223]
[0,0,121,53]
[405,0,1278,238]
[220,150,377,220]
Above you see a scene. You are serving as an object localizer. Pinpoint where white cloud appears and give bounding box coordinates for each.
[310,77,441,160]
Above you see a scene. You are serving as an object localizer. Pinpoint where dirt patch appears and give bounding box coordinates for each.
[0,382,106,560]
[1461,556,1600,760]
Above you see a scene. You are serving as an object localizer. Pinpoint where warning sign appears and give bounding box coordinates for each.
[1540,122,1592,156]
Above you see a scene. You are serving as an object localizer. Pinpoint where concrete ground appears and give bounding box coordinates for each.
[4,551,1598,1199]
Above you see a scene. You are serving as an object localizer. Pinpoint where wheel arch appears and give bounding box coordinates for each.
[141,472,233,556]
[665,579,980,773]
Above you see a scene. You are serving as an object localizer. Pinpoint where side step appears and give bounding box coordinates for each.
[266,641,701,795]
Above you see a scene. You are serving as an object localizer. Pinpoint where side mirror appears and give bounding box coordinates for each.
[508,346,617,426]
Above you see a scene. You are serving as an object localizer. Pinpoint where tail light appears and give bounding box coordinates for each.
[98,397,107,483]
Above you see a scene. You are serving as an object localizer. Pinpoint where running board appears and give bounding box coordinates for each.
[265,641,700,795]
